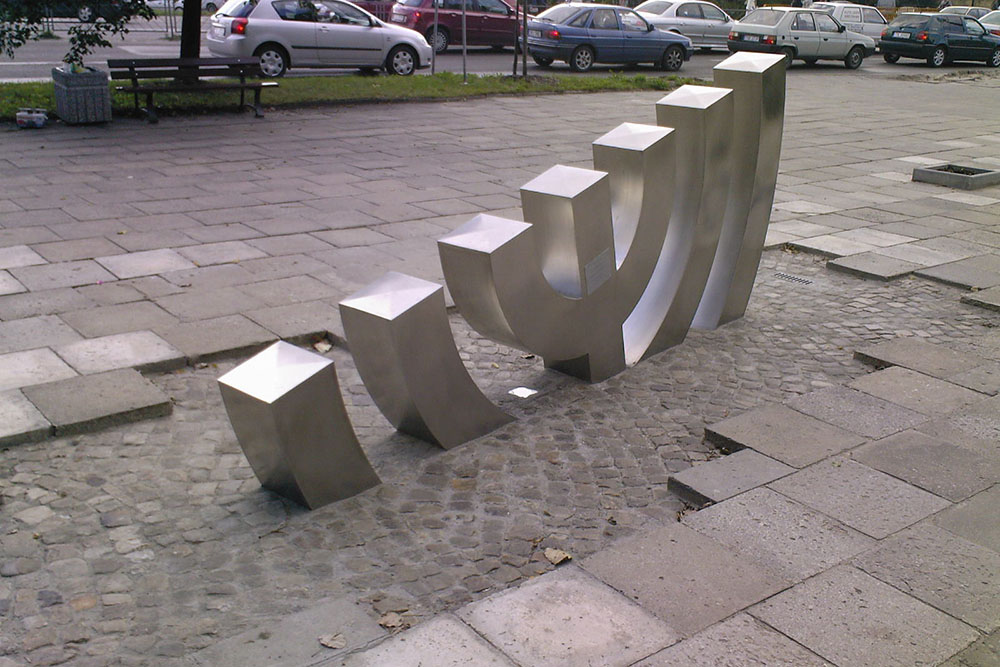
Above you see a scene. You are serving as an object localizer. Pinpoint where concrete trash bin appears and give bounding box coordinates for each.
[52,66,112,124]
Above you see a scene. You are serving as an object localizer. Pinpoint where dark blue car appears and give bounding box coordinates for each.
[525,2,694,71]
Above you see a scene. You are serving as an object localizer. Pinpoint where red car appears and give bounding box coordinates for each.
[390,0,518,53]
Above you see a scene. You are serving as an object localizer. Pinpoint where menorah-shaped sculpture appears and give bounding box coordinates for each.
[218,52,786,509]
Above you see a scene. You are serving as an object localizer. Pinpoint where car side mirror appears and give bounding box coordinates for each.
[838,24,845,31]
[647,23,655,31]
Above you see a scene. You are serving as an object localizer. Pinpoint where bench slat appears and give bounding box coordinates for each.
[110,68,257,80]
[116,82,277,93]
[107,57,257,68]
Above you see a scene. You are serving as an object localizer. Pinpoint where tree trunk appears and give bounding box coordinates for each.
[179,0,202,81]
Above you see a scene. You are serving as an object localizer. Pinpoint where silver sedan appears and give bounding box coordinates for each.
[635,0,734,50]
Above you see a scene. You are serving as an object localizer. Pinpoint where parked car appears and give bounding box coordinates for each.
[940,5,991,19]
[880,12,1000,66]
[389,0,517,53]
[147,0,222,12]
[634,0,734,50]
[27,1,126,22]
[525,2,693,71]
[980,9,1000,35]
[207,0,433,76]
[728,7,875,68]
[811,1,887,44]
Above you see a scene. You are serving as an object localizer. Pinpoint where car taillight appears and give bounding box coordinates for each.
[916,30,928,41]
[232,17,248,34]
[762,35,775,44]
[546,29,560,39]
[414,11,420,18]
[990,28,1000,36]
[880,29,887,37]
[729,31,737,39]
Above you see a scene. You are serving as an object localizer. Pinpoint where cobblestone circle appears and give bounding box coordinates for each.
[1,246,997,665]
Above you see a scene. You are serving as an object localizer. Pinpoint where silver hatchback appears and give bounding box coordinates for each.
[728,7,876,69]
[206,0,433,76]
[635,0,734,50]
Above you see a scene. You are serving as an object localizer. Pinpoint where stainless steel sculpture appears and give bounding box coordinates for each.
[339,272,511,449]
[218,341,380,509]
[692,52,786,329]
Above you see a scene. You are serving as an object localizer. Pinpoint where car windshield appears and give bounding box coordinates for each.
[535,4,581,22]
[398,0,422,5]
[741,8,783,25]
[939,6,965,13]
[888,14,928,27]
[811,3,834,9]
[217,0,255,16]
[982,10,1000,25]
[635,0,673,14]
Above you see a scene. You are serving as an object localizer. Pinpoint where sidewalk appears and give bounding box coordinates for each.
[0,69,998,665]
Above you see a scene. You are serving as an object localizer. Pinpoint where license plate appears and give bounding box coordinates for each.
[391,14,405,22]
[743,34,759,41]
[212,26,224,37]
[528,29,541,37]
[892,31,908,38]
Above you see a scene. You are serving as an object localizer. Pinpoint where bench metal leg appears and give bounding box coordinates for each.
[253,88,264,118]
[143,91,158,124]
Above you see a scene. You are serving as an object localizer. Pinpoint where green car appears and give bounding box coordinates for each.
[880,12,1000,67]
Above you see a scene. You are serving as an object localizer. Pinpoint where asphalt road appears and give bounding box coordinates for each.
[0,15,990,82]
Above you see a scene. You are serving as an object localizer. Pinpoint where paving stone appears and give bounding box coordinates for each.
[705,404,866,468]
[581,523,788,637]
[848,366,984,416]
[0,390,52,446]
[0,271,26,296]
[769,220,838,237]
[0,314,82,354]
[667,450,794,507]
[854,337,982,378]
[0,245,47,270]
[830,228,914,248]
[10,260,116,290]
[192,597,386,667]
[961,285,1000,313]
[749,566,979,667]
[635,613,832,667]
[873,244,961,268]
[928,394,1000,445]
[177,241,268,266]
[155,314,276,363]
[61,302,179,338]
[827,252,921,281]
[939,631,1000,667]
[457,566,679,667]
[854,523,1000,633]
[0,348,78,393]
[683,488,874,581]
[916,255,1000,290]
[337,615,514,667]
[789,235,876,258]
[762,229,798,249]
[22,369,171,436]
[853,430,998,503]
[245,302,344,343]
[768,458,950,539]
[933,486,1000,554]
[54,331,185,374]
[947,361,1000,396]
[785,386,928,439]
[0,287,96,320]
[95,249,196,280]
[32,238,125,262]
[237,275,339,307]
[155,287,265,321]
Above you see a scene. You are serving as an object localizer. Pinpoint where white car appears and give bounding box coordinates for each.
[728,7,876,69]
[147,0,222,12]
[206,0,433,76]
[635,0,734,50]
[811,2,887,44]
[940,5,992,20]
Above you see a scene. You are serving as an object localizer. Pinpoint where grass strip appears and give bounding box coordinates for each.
[1,71,695,122]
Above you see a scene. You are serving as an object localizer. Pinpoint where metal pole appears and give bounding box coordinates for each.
[462,0,467,83]
[512,0,519,76]
[431,0,438,74]
[521,0,527,78]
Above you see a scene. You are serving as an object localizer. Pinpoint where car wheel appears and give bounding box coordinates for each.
[77,5,94,21]
[569,45,595,72]
[387,45,417,76]
[661,44,684,71]
[426,27,449,54]
[927,45,946,67]
[988,48,1000,68]
[844,45,864,69]
[254,44,288,78]
[532,55,553,67]
[883,52,899,64]
[803,57,818,65]
[781,46,795,66]
[205,2,218,11]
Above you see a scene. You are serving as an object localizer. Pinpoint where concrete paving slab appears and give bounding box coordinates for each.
[933,486,1000,554]
[156,314,277,363]
[750,566,979,667]
[785,386,928,439]
[0,390,52,446]
[854,337,982,378]
[192,597,386,667]
[762,229,798,249]
[831,228,914,247]
[848,366,984,416]
[768,220,837,237]
[939,631,1000,667]
[53,331,185,374]
[789,235,876,258]
[961,285,1000,313]
[916,255,1000,290]
[0,245,47,270]
[931,394,1000,445]
[0,271,27,296]
[705,404,866,468]
[634,613,832,667]
[0,314,82,355]
[0,348,78,393]
[9,260,116,291]
[32,238,125,263]
[457,565,679,667]
[769,458,951,539]
[667,450,794,507]
[237,276,339,307]
[22,369,171,436]
[683,488,874,582]
[853,430,998,502]
[947,361,1000,396]
[581,523,789,637]
[827,252,921,281]
[245,302,344,344]
[873,243,963,267]
[177,241,268,267]
[155,287,266,321]
[854,523,1000,633]
[335,615,515,667]
[61,301,180,338]
[96,249,197,280]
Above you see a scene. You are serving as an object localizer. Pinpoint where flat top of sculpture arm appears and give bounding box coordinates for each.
[218,341,332,404]
[439,215,532,254]
[340,271,441,320]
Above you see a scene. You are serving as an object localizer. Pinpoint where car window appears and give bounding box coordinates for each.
[939,6,961,13]
[791,12,815,30]
[620,9,648,30]
[701,4,727,21]
[812,2,834,10]
[982,11,1000,26]
[536,4,580,23]
[591,8,619,29]
[397,0,422,5]
[939,16,963,32]
[316,0,368,23]
[963,16,985,33]
[477,0,509,14]
[861,7,884,24]
[814,12,839,31]
[741,9,783,25]
[840,7,861,22]
[635,0,673,14]
[676,3,702,18]
[433,0,464,10]
[568,9,591,26]
[218,0,255,17]
[273,0,318,21]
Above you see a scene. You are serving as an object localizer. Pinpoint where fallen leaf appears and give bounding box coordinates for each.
[544,548,572,565]
[318,633,346,650]
[378,612,406,630]
[313,340,333,353]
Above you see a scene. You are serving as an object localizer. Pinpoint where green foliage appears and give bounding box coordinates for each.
[1,72,695,121]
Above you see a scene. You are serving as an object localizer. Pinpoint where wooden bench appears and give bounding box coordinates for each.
[106,57,278,123]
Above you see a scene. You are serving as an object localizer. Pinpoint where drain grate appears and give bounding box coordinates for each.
[774,272,813,285]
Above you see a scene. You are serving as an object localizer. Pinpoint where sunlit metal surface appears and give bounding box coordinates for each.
[692,52,786,329]
[218,342,380,509]
[339,272,511,449]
